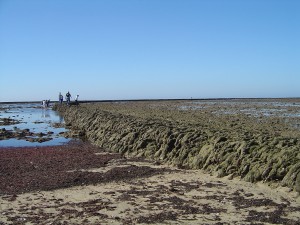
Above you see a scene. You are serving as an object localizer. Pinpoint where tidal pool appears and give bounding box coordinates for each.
[0,103,71,147]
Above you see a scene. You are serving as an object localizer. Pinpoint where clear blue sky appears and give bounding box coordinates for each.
[0,0,299,101]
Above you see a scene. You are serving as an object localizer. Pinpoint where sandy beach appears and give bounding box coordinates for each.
[1,141,300,224]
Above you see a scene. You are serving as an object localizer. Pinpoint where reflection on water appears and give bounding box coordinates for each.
[0,137,69,147]
[58,114,64,124]
[42,109,51,118]
[0,103,71,147]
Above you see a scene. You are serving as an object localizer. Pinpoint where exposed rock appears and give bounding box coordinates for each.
[53,100,300,193]
[296,172,300,193]
[0,117,20,125]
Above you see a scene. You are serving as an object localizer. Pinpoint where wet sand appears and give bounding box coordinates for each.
[1,141,300,224]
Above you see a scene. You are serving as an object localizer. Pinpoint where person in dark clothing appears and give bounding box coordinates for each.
[59,92,63,104]
[66,91,71,106]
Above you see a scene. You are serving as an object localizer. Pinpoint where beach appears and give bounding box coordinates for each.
[1,99,300,224]
[1,141,300,224]
[2,0,299,223]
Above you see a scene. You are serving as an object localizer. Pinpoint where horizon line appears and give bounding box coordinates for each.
[1,97,300,104]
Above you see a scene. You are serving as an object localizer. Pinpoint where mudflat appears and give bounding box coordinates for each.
[0,141,300,224]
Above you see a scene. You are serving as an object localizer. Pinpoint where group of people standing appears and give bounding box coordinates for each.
[42,99,51,108]
[59,92,79,106]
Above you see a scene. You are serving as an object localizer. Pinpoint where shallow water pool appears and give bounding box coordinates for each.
[0,103,71,147]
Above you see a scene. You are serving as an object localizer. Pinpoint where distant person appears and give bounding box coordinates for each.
[75,94,79,106]
[66,91,71,106]
[42,100,46,108]
[59,92,63,104]
[46,99,50,107]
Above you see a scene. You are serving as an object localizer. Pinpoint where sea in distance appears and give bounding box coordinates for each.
[1,99,300,148]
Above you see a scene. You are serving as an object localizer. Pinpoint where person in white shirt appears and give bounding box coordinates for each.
[75,95,79,106]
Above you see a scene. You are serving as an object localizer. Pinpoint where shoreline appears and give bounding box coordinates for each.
[1,97,300,104]
[1,142,300,224]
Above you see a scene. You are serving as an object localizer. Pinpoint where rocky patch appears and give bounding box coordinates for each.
[0,127,53,143]
[53,100,300,193]
[0,117,20,126]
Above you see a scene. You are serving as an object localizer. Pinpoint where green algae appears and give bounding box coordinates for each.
[53,99,300,193]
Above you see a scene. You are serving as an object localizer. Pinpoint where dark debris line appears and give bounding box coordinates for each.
[0,143,171,195]
[1,143,300,224]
